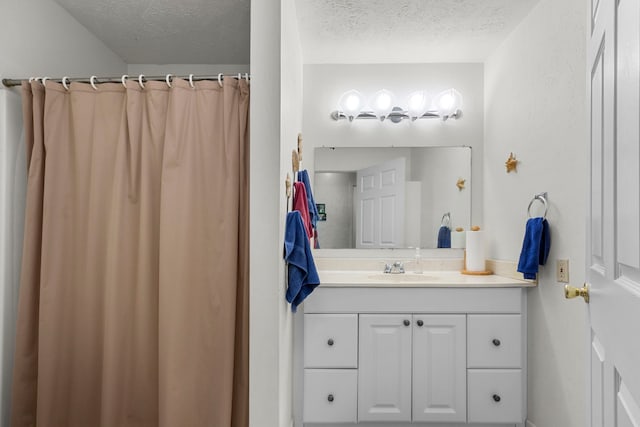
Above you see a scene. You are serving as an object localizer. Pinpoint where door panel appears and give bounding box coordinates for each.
[617,380,640,427]
[615,0,640,273]
[355,157,405,248]
[591,334,605,427]
[412,315,466,422]
[587,0,640,426]
[358,314,412,422]
[590,38,605,266]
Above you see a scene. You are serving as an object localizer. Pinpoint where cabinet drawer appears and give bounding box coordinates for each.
[304,369,357,423]
[467,314,522,368]
[304,314,358,368]
[468,369,524,424]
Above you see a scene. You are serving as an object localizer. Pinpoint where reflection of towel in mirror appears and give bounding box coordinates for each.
[293,182,313,239]
[284,211,320,312]
[437,226,451,248]
[298,170,320,229]
[517,217,551,280]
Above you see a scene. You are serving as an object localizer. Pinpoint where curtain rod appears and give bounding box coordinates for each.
[2,73,251,88]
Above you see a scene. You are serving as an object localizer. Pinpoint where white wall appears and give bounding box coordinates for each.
[484,0,587,426]
[0,0,125,81]
[127,64,249,76]
[250,0,303,425]
[302,63,484,231]
[0,1,126,425]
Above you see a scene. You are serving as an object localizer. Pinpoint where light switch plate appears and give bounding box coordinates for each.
[557,259,569,283]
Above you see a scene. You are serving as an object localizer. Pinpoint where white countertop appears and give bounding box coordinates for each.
[317,270,535,288]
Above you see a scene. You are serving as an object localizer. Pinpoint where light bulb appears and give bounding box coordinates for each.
[338,90,365,121]
[406,91,429,120]
[369,89,395,120]
[434,88,462,118]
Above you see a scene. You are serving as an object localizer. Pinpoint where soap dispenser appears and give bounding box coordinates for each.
[414,247,423,274]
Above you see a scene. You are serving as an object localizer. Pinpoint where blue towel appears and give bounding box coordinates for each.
[284,211,320,312]
[437,226,451,248]
[517,217,551,280]
[297,170,320,229]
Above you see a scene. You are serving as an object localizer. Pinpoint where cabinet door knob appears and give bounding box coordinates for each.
[416,319,424,327]
[492,338,501,347]
[493,394,501,402]
[403,319,410,326]
[327,338,334,346]
[327,394,334,402]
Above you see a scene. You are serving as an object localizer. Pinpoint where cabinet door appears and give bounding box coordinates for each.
[412,314,467,422]
[358,314,412,422]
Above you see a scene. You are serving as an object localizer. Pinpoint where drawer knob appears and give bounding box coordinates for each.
[416,319,424,327]
[327,394,334,402]
[403,319,410,326]
[492,338,501,347]
[327,338,334,346]
[493,394,501,403]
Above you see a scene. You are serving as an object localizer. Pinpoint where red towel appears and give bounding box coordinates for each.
[293,182,313,239]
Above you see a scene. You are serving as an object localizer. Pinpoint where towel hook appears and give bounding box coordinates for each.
[527,192,548,219]
[441,212,451,227]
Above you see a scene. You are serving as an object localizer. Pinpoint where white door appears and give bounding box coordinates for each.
[355,157,405,248]
[358,314,412,422]
[412,315,466,423]
[584,0,640,425]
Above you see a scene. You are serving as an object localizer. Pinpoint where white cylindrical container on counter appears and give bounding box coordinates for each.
[465,227,487,273]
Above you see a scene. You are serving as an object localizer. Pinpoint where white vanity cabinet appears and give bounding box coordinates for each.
[297,285,529,427]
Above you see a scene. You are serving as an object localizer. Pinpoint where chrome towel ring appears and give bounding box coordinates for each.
[527,192,548,219]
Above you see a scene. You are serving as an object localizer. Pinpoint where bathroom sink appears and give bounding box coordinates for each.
[366,273,438,282]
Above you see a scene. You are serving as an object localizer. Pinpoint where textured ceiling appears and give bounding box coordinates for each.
[52,0,538,65]
[53,0,250,64]
[295,0,541,63]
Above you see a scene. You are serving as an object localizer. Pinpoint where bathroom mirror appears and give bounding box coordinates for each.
[313,146,471,249]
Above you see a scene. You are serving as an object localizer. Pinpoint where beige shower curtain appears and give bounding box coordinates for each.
[11,77,249,427]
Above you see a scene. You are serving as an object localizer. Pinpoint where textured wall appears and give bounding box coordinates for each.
[484,0,587,425]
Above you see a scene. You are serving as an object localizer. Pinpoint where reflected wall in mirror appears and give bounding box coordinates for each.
[314,146,471,249]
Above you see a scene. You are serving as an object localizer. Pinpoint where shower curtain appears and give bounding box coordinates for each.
[10,77,249,427]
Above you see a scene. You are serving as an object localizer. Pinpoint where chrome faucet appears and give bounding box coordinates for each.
[384,261,405,274]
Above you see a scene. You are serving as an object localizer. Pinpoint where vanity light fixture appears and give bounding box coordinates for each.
[331,88,463,122]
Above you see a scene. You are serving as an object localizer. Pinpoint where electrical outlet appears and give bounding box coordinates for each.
[557,259,569,283]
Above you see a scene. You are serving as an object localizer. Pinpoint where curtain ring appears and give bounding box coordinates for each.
[237,73,241,80]
[138,74,145,89]
[166,74,173,88]
[188,74,195,89]
[217,73,223,87]
[121,74,128,88]
[244,72,249,82]
[41,77,49,87]
[90,76,98,91]
[62,76,70,91]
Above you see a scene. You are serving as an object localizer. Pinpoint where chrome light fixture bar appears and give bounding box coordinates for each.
[331,88,463,123]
